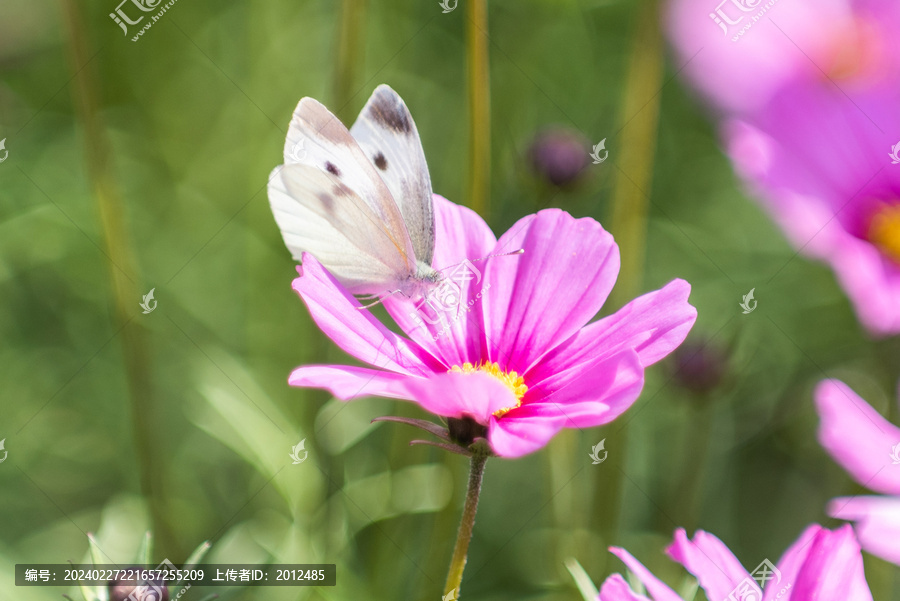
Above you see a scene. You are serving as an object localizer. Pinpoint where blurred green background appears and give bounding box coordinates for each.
[1,0,899,600]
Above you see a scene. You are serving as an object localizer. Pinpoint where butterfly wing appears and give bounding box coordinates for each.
[269,163,419,295]
[270,96,418,295]
[350,85,435,267]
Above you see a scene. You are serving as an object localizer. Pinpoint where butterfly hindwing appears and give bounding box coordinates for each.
[268,163,415,295]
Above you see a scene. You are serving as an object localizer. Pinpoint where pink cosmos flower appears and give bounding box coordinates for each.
[288,197,697,458]
[599,524,873,600]
[668,0,900,334]
[816,379,900,565]
[666,0,900,115]
[724,71,900,334]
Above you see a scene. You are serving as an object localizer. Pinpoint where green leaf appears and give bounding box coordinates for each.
[679,575,700,601]
[136,531,152,565]
[176,541,212,589]
[565,557,599,601]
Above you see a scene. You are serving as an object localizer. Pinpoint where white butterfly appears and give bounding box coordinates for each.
[268,85,441,301]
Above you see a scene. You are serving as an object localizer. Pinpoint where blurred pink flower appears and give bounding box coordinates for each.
[669,0,900,334]
[816,379,900,564]
[724,72,900,334]
[600,524,873,600]
[666,0,849,114]
[666,0,900,115]
[288,197,696,458]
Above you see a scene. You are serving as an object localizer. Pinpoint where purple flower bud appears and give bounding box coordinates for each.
[671,339,727,395]
[527,128,591,187]
[108,567,169,601]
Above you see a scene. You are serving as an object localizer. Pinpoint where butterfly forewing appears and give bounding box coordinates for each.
[350,85,436,267]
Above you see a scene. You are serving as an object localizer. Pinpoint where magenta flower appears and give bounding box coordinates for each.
[666,0,853,114]
[600,524,873,601]
[724,71,900,334]
[288,197,696,458]
[816,379,900,565]
[666,0,900,115]
[669,0,900,334]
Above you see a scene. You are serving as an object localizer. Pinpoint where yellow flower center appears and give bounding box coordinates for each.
[450,361,528,418]
[823,18,883,82]
[868,204,900,265]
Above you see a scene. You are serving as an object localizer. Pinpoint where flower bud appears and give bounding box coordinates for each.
[527,128,591,187]
[671,339,728,395]
[108,567,169,601]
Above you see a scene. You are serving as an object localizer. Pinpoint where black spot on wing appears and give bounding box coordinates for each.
[316,193,336,216]
[369,96,412,134]
[325,161,340,177]
[374,152,388,171]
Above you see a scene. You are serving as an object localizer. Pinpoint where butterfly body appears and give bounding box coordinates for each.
[402,261,443,297]
[269,85,439,302]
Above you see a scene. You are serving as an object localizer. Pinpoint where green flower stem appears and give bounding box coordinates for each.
[466,0,491,218]
[594,0,663,548]
[607,0,663,310]
[332,0,367,119]
[677,398,715,532]
[444,449,489,598]
[61,0,176,557]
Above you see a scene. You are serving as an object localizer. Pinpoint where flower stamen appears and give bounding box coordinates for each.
[450,361,528,418]
[868,204,900,265]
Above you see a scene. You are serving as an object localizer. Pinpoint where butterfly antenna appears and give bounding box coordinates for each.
[435,248,524,272]
[470,248,525,263]
[357,288,403,310]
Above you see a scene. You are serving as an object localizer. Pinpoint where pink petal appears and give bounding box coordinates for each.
[828,496,900,566]
[288,365,414,400]
[528,280,696,389]
[721,75,900,336]
[789,524,872,601]
[598,574,653,601]
[666,0,850,113]
[394,370,520,426]
[608,547,683,601]
[487,403,569,458]
[482,209,620,374]
[292,254,443,375]
[383,195,498,367]
[815,379,900,495]
[429,194,498,272]
[763,524,821,601]
[525,350,645,429]
[823,234,900,336]
[666,529,751,601]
